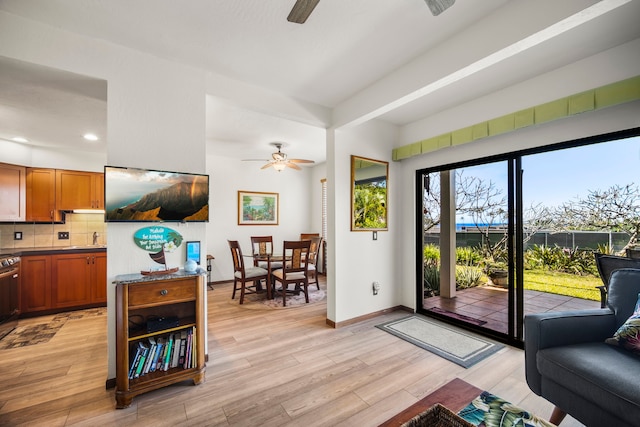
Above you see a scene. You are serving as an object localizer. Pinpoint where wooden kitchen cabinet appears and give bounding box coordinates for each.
[21,251,106,314]
[0,163,26,221]
[56,169,104,210]
[90,252,107,304]
[52,251,107,308]
[20,255,52,313]
[26,168,59,222]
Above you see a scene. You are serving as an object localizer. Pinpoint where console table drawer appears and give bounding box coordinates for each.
[128,279,196,307]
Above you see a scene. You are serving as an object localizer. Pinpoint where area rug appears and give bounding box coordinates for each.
[376,315,503,368]
[429,307,487,326]
[0,307,106,349]
[457,391,555,426]
[228,287,326,310]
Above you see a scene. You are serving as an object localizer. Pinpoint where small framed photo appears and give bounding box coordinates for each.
[238,191,279,225]
[186,241,201,264]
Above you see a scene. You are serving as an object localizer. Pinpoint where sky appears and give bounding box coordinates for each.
[454,134,640,222]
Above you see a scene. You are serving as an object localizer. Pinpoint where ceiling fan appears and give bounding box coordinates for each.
[245,142,315,172]
[287,0,455,24]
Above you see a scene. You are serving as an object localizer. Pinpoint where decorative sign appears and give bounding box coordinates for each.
[133,226,183,253]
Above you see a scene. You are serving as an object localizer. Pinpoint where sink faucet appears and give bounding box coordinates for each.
[92,232,99,245]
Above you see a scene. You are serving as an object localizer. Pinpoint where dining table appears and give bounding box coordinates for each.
[251,253,287,299]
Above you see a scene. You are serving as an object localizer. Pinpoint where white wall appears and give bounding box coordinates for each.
[205,155,318,281]
[397,100,640,309]
[0,11,208,380]
[329,120,400,324]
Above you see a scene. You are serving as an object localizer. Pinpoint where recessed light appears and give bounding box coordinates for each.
[83,133,99,141]
[12,137,28,143]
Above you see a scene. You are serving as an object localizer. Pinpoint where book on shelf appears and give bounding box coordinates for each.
[163,334,174,371]
[178,330,187,366]
[133,343,149,378]
[150,339,163,373]
[142,338,157,375]
[191,326,197,368]
[128,343,143,379]
[171,336,181,368]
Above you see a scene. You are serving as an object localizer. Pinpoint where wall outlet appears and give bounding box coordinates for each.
[58,231,70,240]
[373,281,381,295]
[14,231,22,240]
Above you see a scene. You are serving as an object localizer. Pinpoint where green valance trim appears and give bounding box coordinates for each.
[392,75,640,160]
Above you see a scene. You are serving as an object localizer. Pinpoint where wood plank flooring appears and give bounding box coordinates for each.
[0,276,585,426]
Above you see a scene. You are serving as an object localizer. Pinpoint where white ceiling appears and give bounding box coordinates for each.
[1,0,639,164]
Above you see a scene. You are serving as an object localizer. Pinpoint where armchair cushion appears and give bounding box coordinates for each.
[606,293,640,355]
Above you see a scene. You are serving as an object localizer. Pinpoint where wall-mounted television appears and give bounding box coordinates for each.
[104,166,209,222]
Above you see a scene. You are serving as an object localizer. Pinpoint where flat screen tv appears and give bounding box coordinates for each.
[104,166,209,222]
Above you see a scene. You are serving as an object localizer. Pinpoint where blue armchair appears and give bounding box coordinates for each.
[524,268,640,426]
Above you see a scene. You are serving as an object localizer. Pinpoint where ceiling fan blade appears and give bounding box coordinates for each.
[242,159,270,162]
[425,0,455,16]
[286,162,302,170]
[287,0,320,24]
[261,163,274,170]
[288,159,315,164]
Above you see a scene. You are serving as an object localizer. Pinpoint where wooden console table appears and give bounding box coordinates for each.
[114,270,206,408]
[378,378,481,426]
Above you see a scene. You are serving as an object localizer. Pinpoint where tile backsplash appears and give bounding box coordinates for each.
[0,213,106,249]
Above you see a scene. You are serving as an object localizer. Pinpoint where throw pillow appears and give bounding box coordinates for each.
[605,293,640,355]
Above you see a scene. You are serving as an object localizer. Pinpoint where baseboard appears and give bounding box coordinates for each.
[105,377,116,389]
[326,305,413,328]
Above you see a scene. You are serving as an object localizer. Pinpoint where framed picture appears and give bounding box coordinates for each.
[238,191,279,225]
[186,241,201,264]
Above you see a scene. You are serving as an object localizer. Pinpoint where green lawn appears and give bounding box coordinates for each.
[523,270,601,301]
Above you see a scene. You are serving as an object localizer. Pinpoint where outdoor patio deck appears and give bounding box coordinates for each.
[425,285,601,334]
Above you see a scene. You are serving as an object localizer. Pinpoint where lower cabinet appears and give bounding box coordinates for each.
[21,255,52,313]
[21,251,107,314]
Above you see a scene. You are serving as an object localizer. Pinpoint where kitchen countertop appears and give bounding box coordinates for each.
[0,245,107,257]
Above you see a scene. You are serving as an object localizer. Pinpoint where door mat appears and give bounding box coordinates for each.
[0,307,105,349]
[428,307,487,326]
[376,315,503,368]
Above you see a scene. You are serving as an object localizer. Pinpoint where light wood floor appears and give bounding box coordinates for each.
[0,277,584,426]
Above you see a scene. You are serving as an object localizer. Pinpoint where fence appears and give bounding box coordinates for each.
[425,230,631,253]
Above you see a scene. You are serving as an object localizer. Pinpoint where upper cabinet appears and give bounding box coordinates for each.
[56,170,104,211]
[0,164,104,223]
[27,168,59,222]
[0,163,26,221]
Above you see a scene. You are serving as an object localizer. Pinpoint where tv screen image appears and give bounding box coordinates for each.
[104,166,209,222]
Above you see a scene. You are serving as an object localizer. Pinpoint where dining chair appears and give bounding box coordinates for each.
[228,240,269,304]
[272,240,311,307]
[250,236,283,269]
[594,252,640,307]
[626,247,640,259]
[306,236,323,290]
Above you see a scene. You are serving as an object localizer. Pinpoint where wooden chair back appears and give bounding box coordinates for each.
[228,240,245,276]
[300,233,319,241]
[282,240,311,277]
[251,236,275,257]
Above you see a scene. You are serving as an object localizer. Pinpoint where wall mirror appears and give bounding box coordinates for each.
[351,155,389,231]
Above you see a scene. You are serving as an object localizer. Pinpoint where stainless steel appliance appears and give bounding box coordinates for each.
[0,255,20,341]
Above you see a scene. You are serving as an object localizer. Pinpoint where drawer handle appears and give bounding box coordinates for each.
[160,289,168,296]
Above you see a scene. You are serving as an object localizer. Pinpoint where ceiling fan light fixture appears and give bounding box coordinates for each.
[425,0,456,16]
[273,162,287,172]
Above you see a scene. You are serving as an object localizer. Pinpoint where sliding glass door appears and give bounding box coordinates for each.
[416,129,639,345]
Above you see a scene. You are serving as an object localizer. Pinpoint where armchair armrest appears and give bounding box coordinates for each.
[524,308,616,394]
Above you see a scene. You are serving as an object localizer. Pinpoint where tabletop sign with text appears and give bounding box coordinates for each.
[133,226,183,253]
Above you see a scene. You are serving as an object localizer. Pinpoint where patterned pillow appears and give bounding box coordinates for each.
[606,293,640,355]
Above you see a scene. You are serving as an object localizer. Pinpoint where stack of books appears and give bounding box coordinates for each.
[128,326,197,379]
